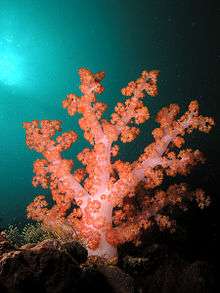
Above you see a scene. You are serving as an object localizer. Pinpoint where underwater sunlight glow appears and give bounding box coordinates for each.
[0,50,24,86]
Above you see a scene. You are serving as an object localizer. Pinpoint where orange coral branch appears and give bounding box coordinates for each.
[23,68,214,260]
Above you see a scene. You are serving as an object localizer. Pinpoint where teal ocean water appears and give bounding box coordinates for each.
[0,0,218,227]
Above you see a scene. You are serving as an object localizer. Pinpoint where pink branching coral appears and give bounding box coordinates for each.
[23,68,214,260]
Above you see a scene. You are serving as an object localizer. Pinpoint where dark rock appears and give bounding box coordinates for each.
[0,239,124,293]
[28,238,60,251]
[0,232,15,254]
[121,244,217,293]
[0,241,82,293]
[78,267,115,293]
[19,243,37,250]
[0,240,217,293]
[97,265,135,293]
[61,241,87,263]
[178,261,216,293]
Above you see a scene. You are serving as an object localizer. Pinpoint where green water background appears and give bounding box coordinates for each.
[0,0,218,227]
